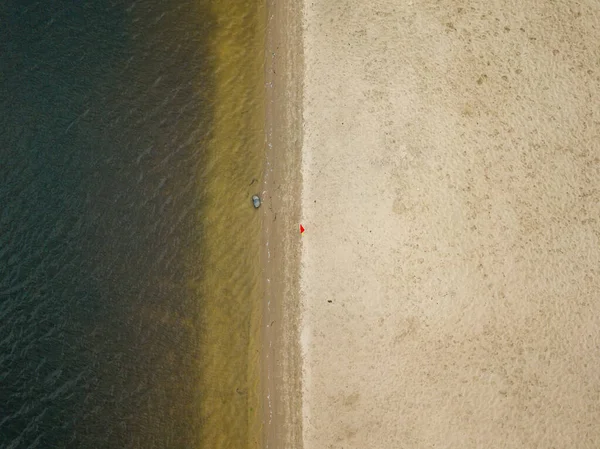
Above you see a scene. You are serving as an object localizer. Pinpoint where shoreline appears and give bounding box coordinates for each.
[260,0,304,448]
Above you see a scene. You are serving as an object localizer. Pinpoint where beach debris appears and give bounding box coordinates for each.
[300,224,305,234]
[252,195,261,208]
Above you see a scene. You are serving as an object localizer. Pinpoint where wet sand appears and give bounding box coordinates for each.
[261,0,304,448]
[296,1,600,448]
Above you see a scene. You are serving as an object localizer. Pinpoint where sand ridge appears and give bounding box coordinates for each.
[300,0,600,447]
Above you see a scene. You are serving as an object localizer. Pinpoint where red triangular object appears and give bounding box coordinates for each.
[300,224,305,234]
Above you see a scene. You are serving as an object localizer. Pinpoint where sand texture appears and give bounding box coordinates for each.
[262,0,304,448]
[300,1,600,447]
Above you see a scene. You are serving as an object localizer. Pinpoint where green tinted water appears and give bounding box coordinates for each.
[197,1,265,447]
[0,0,265,447]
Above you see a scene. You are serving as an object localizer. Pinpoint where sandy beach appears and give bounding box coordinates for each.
[265,0,600,448]
[261,0,304,448]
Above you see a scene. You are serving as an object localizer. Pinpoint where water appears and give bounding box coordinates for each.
[0,1,264,447]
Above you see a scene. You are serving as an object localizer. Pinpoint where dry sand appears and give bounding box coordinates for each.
[296,1,600,448]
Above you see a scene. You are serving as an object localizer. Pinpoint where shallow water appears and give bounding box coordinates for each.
[0,0,264,447]
[198,0,265,447]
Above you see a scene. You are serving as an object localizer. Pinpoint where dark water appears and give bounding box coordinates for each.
[1,1,217,447]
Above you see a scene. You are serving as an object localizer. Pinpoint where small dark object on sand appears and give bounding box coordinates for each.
[252,195,261,208]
